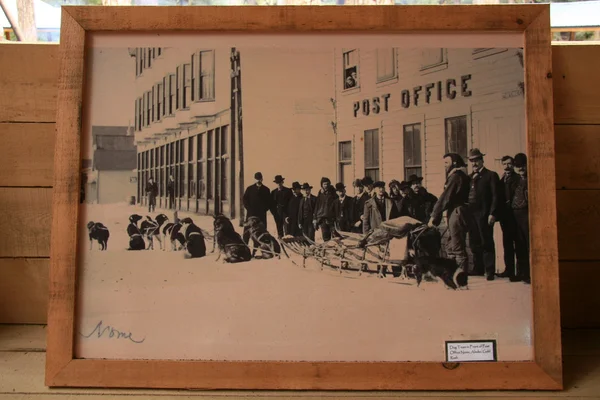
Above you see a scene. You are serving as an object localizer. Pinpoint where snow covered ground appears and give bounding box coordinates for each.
[74,202,533,362]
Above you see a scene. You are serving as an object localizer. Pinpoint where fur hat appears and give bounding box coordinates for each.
[320,177,331,185]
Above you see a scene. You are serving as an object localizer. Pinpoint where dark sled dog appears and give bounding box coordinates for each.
[127,214,145,250]
[243,216,281,259]
[213,214,251,263]
[154,213,185,251]
[87,221,109,251]
[180,217,207,259]
[409,255,469,290]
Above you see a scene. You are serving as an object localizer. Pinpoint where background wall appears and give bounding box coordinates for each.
[0,43,599,328]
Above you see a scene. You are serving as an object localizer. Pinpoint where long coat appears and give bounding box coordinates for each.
[243,183,272,225]
[411,189,438,223]
[333,195,355,232]
[468,167,501,218]
[298,194,318,227]
[314,186,338,223]
[363,196,400,233]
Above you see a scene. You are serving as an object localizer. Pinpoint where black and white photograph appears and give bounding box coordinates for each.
[75,32,533,363]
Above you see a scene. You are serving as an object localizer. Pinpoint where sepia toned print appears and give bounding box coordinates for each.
[76,34,532,363]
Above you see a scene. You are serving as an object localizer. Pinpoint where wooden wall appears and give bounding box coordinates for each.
[0,42,599,328]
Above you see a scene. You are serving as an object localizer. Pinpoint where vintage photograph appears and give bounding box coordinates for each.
[75,33,532,363]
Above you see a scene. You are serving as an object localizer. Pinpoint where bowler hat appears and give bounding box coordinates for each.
[301,182,313,190]
[292,181,301,190]
[335,182,346,192]
[353,178,364,188]
[514,153,527,167]
[274,175,285,184]
[373,181,385,189]
[408,174,423,184]
[254,172,263,180]
[361,176,374,186]
[468,148,486,161]
[399,181,411,190]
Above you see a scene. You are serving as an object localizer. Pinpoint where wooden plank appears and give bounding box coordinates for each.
[0,123,55,187]
[0,325,46,352]
[1,351,598,397]
[560,262,600,328]
[555,125,600,190]
[0,188,52,258]
[0,260,49,325]
[0,43,58,123]
[552,44,600,125]
[557,190,600,261]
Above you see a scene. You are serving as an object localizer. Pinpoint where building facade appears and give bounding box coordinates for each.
[132,45,335,223]
[333,47,526,197]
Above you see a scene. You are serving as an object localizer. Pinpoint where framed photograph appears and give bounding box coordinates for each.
[46,4,562,391]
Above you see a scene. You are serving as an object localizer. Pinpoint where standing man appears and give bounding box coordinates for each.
[285,181,303,237]
[428,153,471,273]
[497,156,520,279]
[313,177,338,241]
[242,172,272,230]
[408,174,438,223]
[363,181,400,233]
[466,148,501,280]
[270,175,293,238]
[511,153,530,284]
[298,182,318,241]
[167,175,175,210]
[146,177,158,213]
[352,178,369,233]
[333,182,354,233]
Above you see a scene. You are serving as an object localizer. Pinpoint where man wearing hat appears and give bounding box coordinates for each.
[333,182,355,233]
[466,148,501,280]
[497,155,520,280]
[145,176,158,213]
[351,178,370,233]
[285,182,303,237]
[270,175,293,238]
[243,172,272,231]
[363,180,400,233]
[389,180,413,218]
[511,153,530,284]
[298,182,318,241]
[408,174,438,223]
[313,177,338,241]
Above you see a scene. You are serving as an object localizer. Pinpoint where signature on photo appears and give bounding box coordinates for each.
[80,320,145,344]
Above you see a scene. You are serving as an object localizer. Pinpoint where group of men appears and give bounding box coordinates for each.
[242,147,530,285]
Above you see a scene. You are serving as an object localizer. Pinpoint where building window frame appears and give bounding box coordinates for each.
[338,140,353,185]
[376,48,397,84]
[444,115,469,163]
[156,82,162,122]
[342,49,360,92]
[183,63,192,109]
[403,123,423,180]
[472,48,508,60]
[364,128,380,181]
[196,50,215,102]
[420,48,448,75]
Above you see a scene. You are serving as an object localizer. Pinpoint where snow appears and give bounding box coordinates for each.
[75,202,533,362]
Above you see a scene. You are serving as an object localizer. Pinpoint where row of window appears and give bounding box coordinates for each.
[342,47,507,91]
[134,50,216,132]
[338,115,467,183]
[136,47,163,77]
[137,125,230,202]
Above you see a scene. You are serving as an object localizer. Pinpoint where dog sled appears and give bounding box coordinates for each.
[279,216,438,279]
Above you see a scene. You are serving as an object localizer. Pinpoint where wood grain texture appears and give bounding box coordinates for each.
[524,8,562,388]
[64,4,536,32]
[0,188,52,258]
[560,262,600,329]
[555,125,600,190]
[0,43,58,123]
[552,43,600,125]
[0,259,49,325]
[557,190,600,261]
[0,325,46,352]
[0,123,55,187]
[45,10,85,387]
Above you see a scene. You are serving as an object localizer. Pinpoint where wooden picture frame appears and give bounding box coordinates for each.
[46,4,562,391]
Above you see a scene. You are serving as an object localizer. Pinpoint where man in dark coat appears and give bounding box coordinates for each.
[270,175,293,238]
[351,178,370,233]
[298,182,318,241]
[242,172,271,229]
[313,177,338,241]
[408,174,438,223]
[466,148,501,280]
[497,156,521,279]
[333,182,354,233]
[363,181,400,233]
[167,175,175,209]
[389,180,413,218]
[429,153,472,272]
[146,177,158,213]
[511,153,530,284]
[285,181,303,237]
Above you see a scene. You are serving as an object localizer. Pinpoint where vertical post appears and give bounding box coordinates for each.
[0,0,24,41]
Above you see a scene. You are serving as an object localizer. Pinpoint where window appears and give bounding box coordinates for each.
[168,74,176,115]
[157,48,162,57]
[376,48,396,83]
[147,48,152,68]
[151,86,155,123]
[199,50,215,100]
[138,48,144,76]
[197,134,204,199]
[183,63,192,108]
[339,141,352,187]
[342,49,359,90]
[142,93,147,127]
[364,129,379,181]
[207,130,213,200]
[176,65,182,111]
[156,83,162,121]
[188,136,195,198]
[445,116,468,162]
[420,48,447,72]
[137,97,142,130]
[146,91,151,126]
[220,126,228,201]
[134,98,139,131]
[403,123,422,179]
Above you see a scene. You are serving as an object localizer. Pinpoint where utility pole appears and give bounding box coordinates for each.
[16,0,37,42]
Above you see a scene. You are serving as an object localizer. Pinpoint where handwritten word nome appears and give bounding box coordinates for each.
[80,320,146,344]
